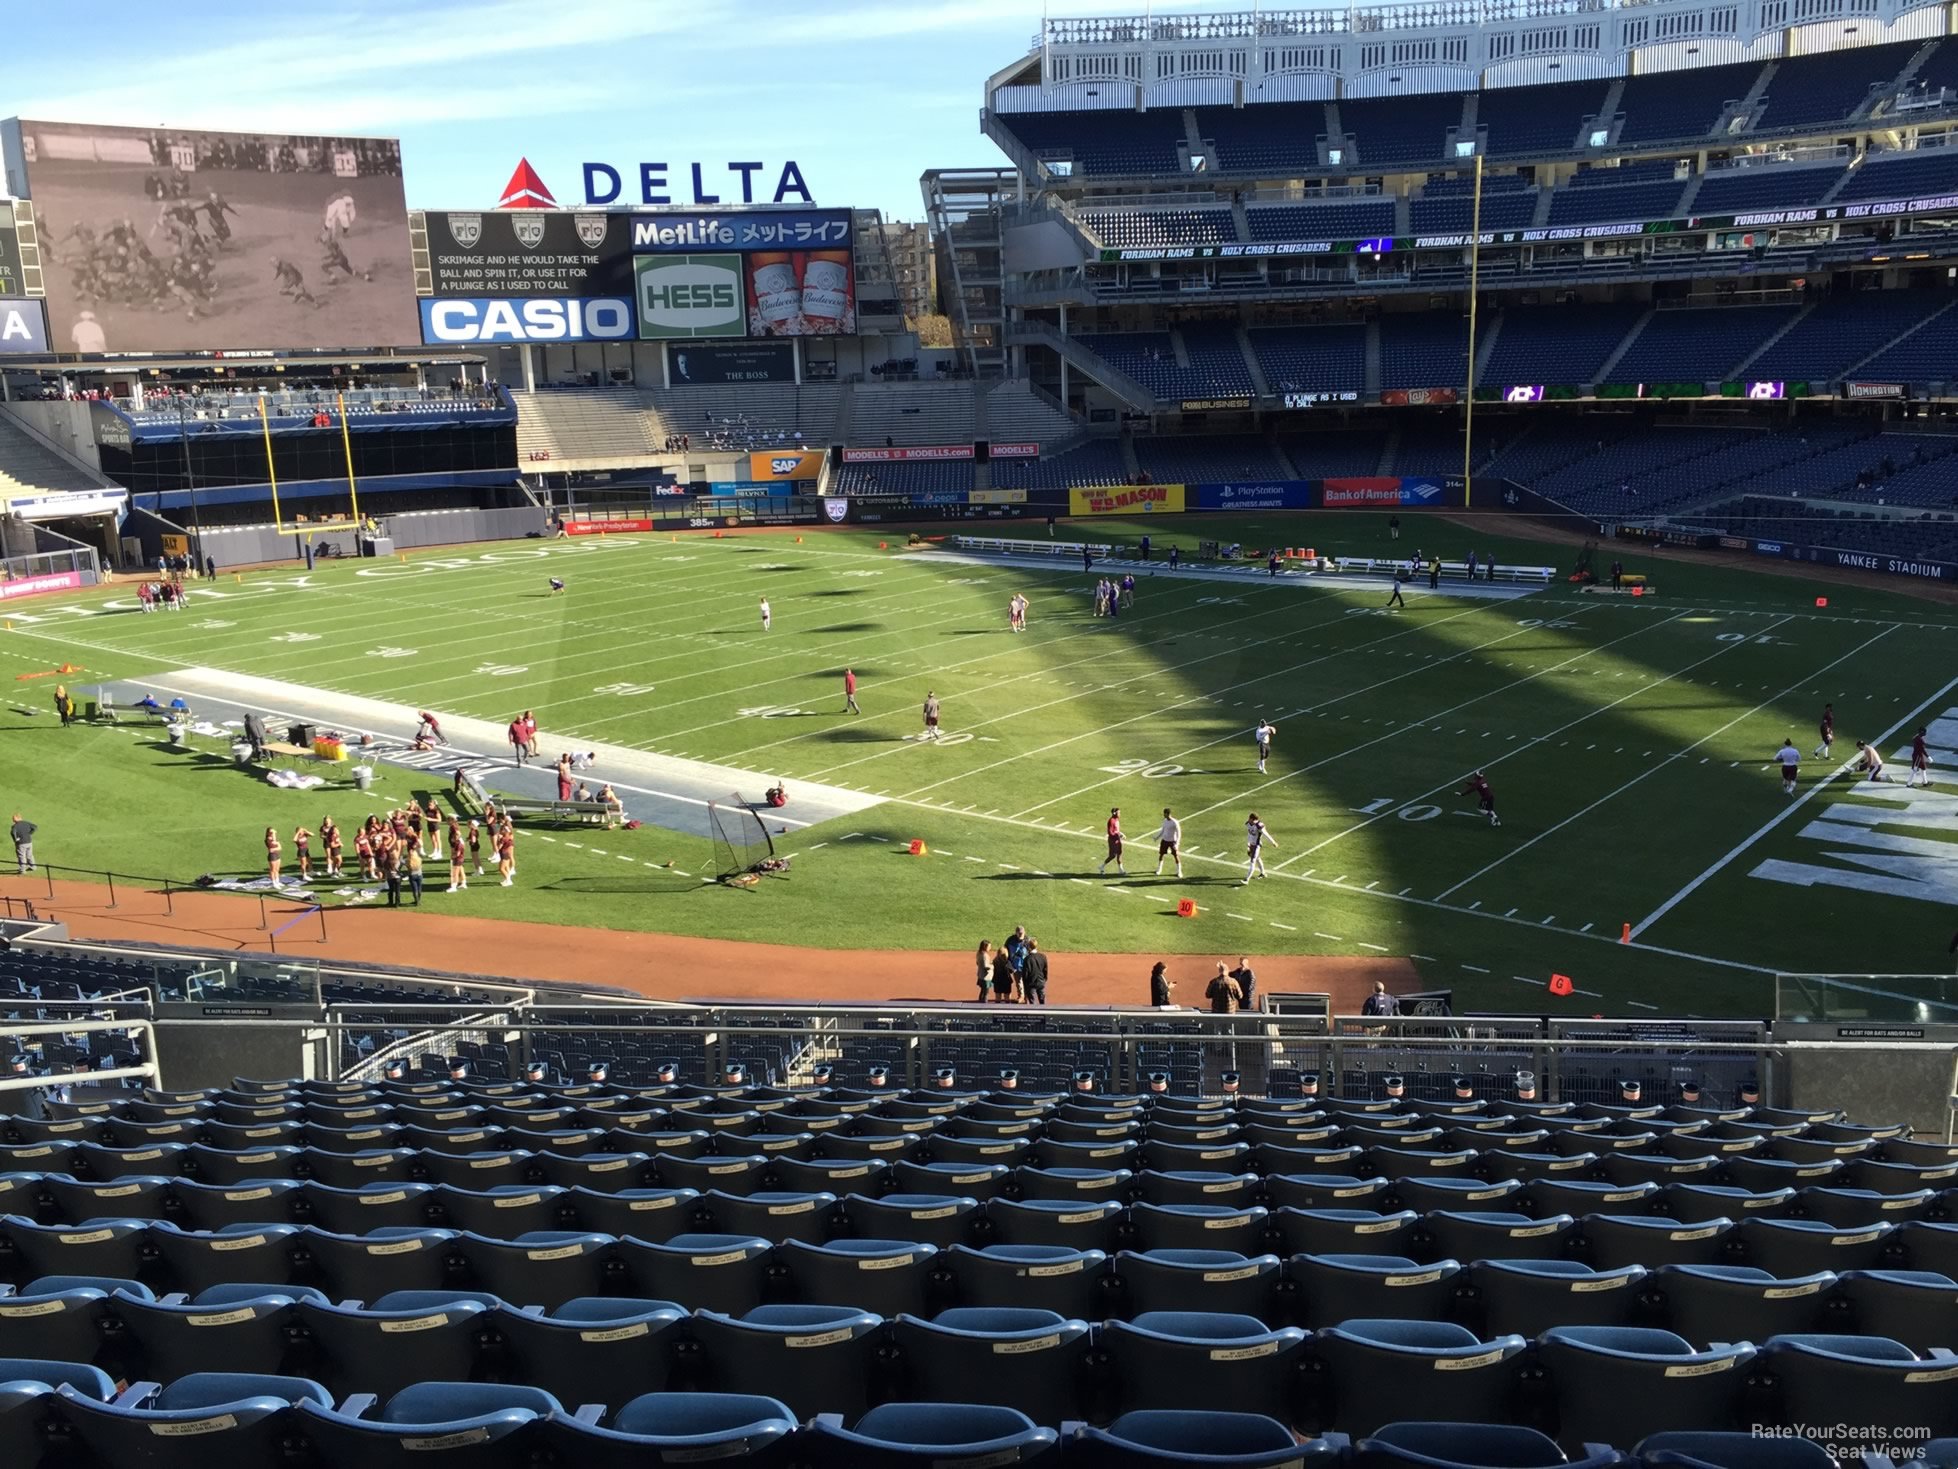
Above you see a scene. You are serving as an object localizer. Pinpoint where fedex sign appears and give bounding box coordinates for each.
[420,297,634,343]
[583,160,813,206]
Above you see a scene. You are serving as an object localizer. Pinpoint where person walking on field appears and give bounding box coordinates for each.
[265,827,282,886]
[759,597,772,632]
[1154,807,1183,878]
[1099,807,1126,876]
[10,813,36,875]
[508,716,529,766]
[843,668,860,715]
[922,690,943,741]
[382,845,402,908]
[521,711,539,759]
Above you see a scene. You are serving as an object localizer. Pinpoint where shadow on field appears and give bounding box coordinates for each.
[808,589,866,598]
[819,728,907,743]
[541,874,709,896]
[946,629,1002,637]
[814,623,884,634]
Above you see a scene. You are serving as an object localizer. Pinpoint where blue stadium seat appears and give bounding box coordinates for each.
[292,1290,494,1399]
[1536,1326,1755,1450]
[687,1304,883,1420]
[984,1198,1123,1252]
[1069,1408,1333,1469]
[172,1179,307,1232]
[615,1232,772,1315]
[150,1222,301,1295]
[1464,1260,1645,1338]
[565,1185,700,1240]
[1580,1213,1733,1269]
[1350,1421,1622,1469]
[59,1372,332,1469]
[1290,1253,1461,1327]
[701,1190,839,1245]
[1648,1265,1833,1347]
[43,1174,176,1223]
[295,1381,559,1469]
[778,1237,938,1316]
[1832,1269,1958,1352]
[1420,1211,1574,1263]
[294,1226,460,1299]
[944,1243,1111,1319]
[491,1296,682,1413]
[1273,1207,1418,1256]
[810,1402,1059,1467]
[0,1355,116,1398]
[1128,1203,1269,1255]
[1752,1335,1958,1452]
[1113,1248,1285,1320]
[457,1229,609,1308]
[115,1284,320,1378]
[888,1306,1090,1426]
[0,1277,118,1365]
[1738,1217,1894,1275]
[1098,1311,1308,1423]
[1310,1319,1527,1435]
[542,1390,798,1468]
[1009,1166,1131,1204]
[842,1193,978,1248]
[300,1182,437,1234]
[1634,1429,1837,1469]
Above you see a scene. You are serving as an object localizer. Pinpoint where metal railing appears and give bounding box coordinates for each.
[0,1016,161,1093]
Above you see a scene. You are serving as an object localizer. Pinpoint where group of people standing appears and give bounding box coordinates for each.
[261,802,519,902]
[976,926,1049,1003]
[1092,575,1134,618]
[506,711,541,764]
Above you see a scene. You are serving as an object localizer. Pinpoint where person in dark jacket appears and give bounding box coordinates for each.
[1229,958,1257,1011]
[1020,940,1048,1005]
[1206,962,1243,1014]
[1149,961,1174,1007]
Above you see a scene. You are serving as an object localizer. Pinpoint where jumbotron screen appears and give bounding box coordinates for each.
[1,118,419,353]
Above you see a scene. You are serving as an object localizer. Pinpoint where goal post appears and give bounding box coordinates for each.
[258,390,366,540]
[711,797,779,883]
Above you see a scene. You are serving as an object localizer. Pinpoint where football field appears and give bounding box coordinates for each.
[5,512,1957,1017]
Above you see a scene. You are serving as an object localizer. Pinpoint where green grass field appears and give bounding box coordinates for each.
[6,511,1958,1017]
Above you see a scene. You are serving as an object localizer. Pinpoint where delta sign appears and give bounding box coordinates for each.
[493,157,813,210]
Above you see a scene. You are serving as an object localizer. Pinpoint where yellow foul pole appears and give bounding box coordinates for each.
[258,395,285,530]
[338,391,364,527]
[1462,150,1485,509]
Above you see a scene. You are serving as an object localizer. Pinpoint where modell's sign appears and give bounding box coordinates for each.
[842,445,973,462]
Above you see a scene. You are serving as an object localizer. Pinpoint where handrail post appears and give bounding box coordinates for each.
[106,870,117,910]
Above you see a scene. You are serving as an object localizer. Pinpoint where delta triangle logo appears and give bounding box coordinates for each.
[497,158,557,210]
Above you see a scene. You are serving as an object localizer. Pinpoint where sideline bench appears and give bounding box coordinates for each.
[954,537,1114,560]
[1334,557,1556,586]
[91,698,173,725]
[500,797,617,827]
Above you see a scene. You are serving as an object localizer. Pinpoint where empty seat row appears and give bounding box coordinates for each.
[6,1294,1958,1449]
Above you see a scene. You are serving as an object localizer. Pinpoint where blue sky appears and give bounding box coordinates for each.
[1,0,1186,221]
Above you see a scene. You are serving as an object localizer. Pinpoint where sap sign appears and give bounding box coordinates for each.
[0,298,50,355]
[583,161,813,206]
[635,255,744,340]
[419,297,634,344]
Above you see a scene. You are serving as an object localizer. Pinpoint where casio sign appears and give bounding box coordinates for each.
[420,298,634,343]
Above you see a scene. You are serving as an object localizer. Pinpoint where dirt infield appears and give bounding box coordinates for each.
[2,876,1418,1011]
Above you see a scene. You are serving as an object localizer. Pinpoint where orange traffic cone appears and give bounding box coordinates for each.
[1176,898,1198,918]
[1548,974,1574,996]
[1620,922,1632,943]
[908,839,927,856]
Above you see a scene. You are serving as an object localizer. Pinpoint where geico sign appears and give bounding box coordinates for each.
[634,255,744,339]
[420,298,634,343]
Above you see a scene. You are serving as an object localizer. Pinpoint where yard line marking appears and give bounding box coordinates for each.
[1438,620,1893,904]
[964,856,986,863]
[1411,953,1436,961]
[1514,976,1546,986]
[1357,941,1389,952]
[1462,963,1492,973]
[948,602,1508,816]
[1399,886,1412,895]
[1226,912,1253,921]
[1071,877,1094,886]
[1629,663,1958,940]
[1503,907,1518,917]
[997,862,1020,870]
[1270,612,1696,861]
[1467,900,1481,909]
[1627,1000,1659,1010]
[1293,610,1771,863]
[806,841,828,850]
[1580,922,1595,932]
[1541,915,1556,925]
[1313,931,1344,941]
[1271,921,1298,931]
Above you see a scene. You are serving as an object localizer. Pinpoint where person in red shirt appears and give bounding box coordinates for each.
[557,753,574,803]
[416,711,446,746]
[321,816,341,878]
[1911,727,1934,788]
[843,668,859,715]
[354,826,374,881]
[1461,771,1501,827]
[508,717,528,765]
[445,818,467,893]
[1099,806,1126,876]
